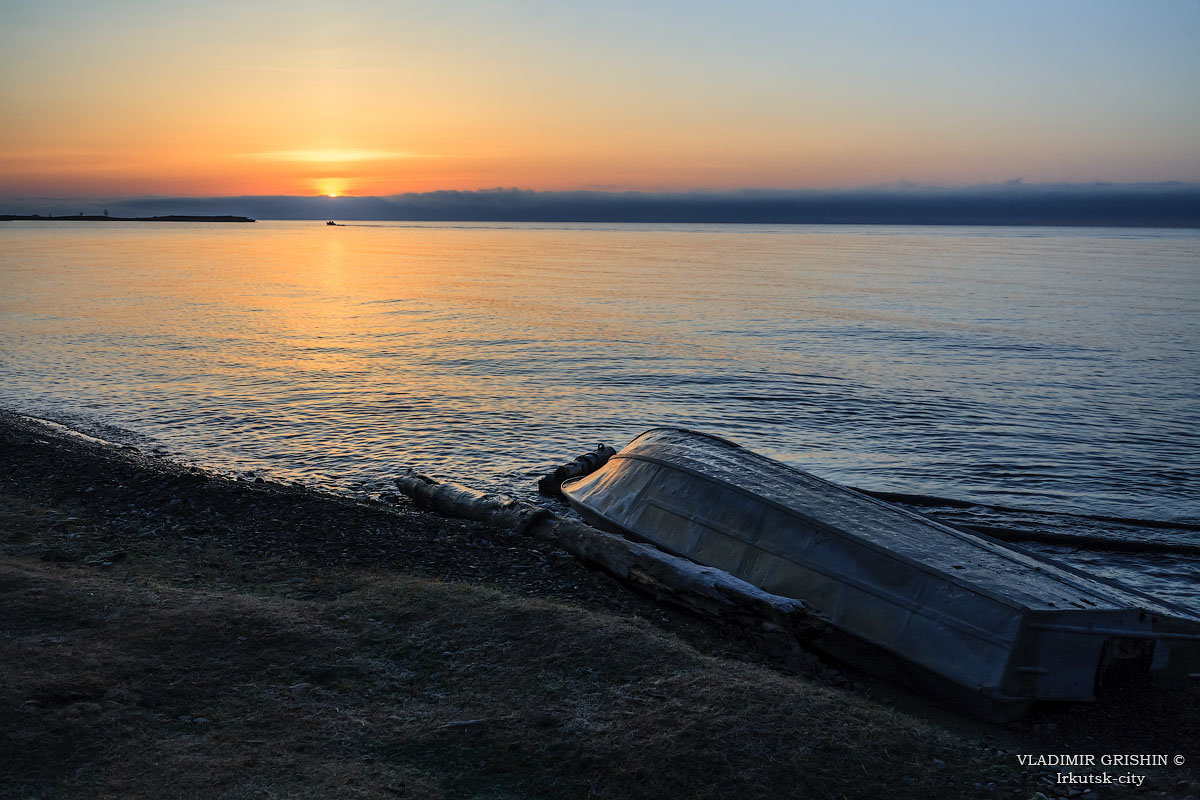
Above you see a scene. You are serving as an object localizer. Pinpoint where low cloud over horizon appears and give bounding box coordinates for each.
[7,182,1200,228]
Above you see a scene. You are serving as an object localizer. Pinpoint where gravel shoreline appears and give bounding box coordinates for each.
[0,410,663,611]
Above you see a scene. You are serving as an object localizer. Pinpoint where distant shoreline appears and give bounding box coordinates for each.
[0,214,256,223]
[11,184,1191,227]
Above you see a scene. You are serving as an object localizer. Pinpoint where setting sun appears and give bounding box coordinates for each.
[3,2,1196,200]
[316,178,348,198]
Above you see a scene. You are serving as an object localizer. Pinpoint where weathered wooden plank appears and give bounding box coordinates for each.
[393,468,829,642]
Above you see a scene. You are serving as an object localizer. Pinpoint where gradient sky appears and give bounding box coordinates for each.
[2,0,1198,198]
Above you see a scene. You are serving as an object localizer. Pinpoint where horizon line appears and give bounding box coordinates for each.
[8,179,1200,204]
[6,183,1199,228]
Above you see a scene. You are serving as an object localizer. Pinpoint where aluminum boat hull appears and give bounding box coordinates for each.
[561,428,1200,714]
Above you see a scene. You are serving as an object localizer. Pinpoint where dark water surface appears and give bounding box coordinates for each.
[2,221,1197,606]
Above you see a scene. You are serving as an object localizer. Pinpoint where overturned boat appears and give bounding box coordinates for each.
[561,428,1200,717]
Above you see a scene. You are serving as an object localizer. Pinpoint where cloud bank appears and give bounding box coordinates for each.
[8,183,1200,227]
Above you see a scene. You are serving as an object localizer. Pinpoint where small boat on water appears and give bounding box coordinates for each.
[561,428,1200,717]
[326,220,338,226]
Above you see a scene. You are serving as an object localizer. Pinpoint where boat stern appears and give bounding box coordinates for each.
[998,607,1200,702]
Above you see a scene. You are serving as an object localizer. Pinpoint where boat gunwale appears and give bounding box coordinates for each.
[563,426,1187,618]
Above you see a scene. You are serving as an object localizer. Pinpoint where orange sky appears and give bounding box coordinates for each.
[2,1,1197,198]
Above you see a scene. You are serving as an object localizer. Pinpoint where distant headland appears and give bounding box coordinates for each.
[0,214,256,223]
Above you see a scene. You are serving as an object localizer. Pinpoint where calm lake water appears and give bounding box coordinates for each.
[2,220,1198,606]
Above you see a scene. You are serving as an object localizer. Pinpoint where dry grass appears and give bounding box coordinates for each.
[2,556,993,800]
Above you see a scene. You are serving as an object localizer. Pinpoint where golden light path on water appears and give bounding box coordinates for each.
[1,220,1198,606]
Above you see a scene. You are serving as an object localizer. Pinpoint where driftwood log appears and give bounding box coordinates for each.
[394,469,829,642]
[536,445,617,497]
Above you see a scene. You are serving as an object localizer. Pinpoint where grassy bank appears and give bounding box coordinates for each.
[1,411,1196,799]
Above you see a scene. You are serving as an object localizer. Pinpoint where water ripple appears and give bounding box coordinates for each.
[1,221,1198,605]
